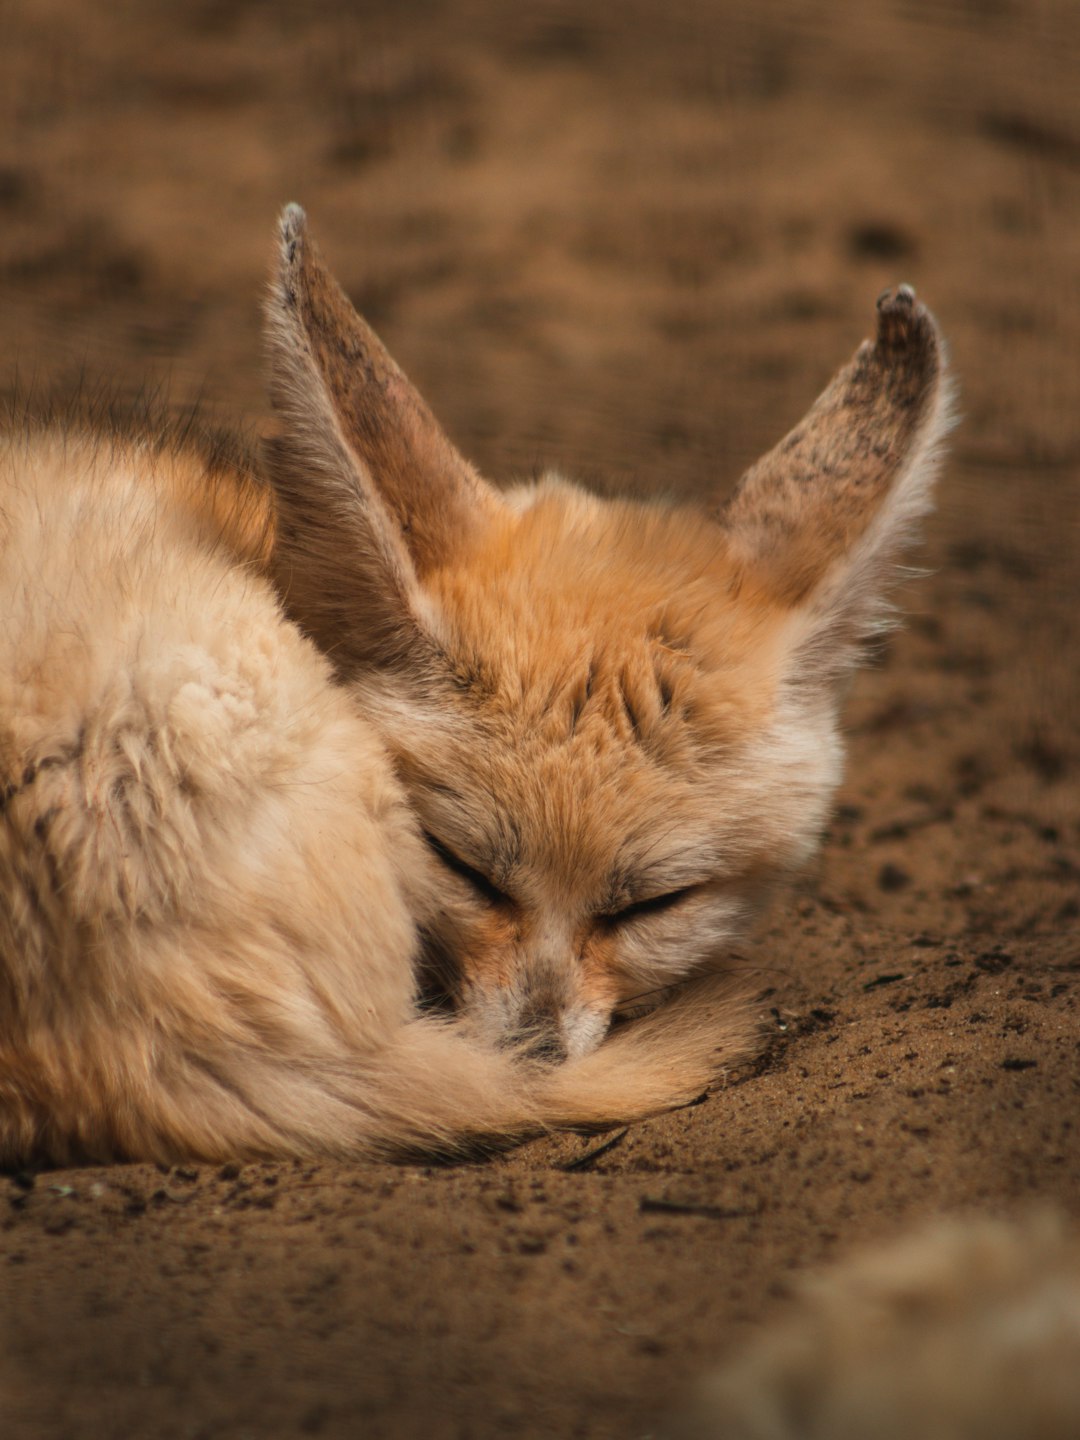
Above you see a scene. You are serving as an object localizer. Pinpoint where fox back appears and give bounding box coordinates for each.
[0,207,950,1164]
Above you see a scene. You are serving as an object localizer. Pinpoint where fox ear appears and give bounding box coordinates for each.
[263,204,501,672]
[719,288,951,686]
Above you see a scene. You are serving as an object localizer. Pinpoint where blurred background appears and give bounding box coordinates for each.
[2,0,1077,486]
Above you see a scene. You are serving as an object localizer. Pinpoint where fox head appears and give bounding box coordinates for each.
[265,205,950,1064]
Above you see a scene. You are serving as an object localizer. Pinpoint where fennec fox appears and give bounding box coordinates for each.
[0,206,949,1165]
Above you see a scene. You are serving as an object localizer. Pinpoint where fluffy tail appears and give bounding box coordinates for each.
[276,971,761,1161]
[2,973,759,1167]
[533,972,761,1132]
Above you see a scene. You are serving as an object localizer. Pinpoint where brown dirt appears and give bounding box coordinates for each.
[2,3,1079,1437]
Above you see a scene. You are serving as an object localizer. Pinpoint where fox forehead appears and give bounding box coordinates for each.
[426,475,788,741]
[366,670,834,920]
[345,476,822,903]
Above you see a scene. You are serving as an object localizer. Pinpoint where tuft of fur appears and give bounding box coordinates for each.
[673,1213,1080,1440]
[0,208,950,1165]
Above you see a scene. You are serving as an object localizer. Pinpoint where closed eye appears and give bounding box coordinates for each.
[422,830,509,907]
[600,885,697,928]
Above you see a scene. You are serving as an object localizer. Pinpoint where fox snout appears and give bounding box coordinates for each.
[457,942,614,1066]
[504,959,611,1064]
[510,985,572,1064]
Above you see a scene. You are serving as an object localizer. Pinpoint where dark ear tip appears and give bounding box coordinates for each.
[876,282,915,312]
[279,203,308,263]
[873,284,938,359]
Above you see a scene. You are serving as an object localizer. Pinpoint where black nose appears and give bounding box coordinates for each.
[520,1027,568,1065]
[509,997,569,1064]
[510,976,571,1065]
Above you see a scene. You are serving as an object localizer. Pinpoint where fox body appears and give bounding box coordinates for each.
[0,208,949,1165]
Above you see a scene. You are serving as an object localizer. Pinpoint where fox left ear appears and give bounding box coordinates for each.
[719,287,952,685]
[263,204,502,672]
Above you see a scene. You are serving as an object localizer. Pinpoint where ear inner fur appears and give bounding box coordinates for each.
[263,405,429,673]
[271,204,500,572]
[720,287,944,610]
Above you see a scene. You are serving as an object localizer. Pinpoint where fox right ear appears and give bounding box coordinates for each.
[263,205,502,673]
[719,288,951,687]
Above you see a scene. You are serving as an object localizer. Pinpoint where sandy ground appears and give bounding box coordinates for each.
[1,2,1079,1436]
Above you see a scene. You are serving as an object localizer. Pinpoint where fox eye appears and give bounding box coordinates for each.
[602,886,696,928]
[422,831,508,907]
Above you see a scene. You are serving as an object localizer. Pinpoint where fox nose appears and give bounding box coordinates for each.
[519,1025,568,1065]
[512,993,569,1065]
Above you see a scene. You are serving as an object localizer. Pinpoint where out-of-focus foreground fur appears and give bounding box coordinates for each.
[674,1213,1080,1440]
[0,206,950,1165]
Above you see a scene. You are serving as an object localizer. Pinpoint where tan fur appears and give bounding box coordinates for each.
[674,1214,1080,1440]
[0,208,950,1164]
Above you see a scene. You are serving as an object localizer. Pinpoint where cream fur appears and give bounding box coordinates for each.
[0,211,950,1164]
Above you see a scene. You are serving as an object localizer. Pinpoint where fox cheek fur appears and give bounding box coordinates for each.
[0,203,951,1164]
